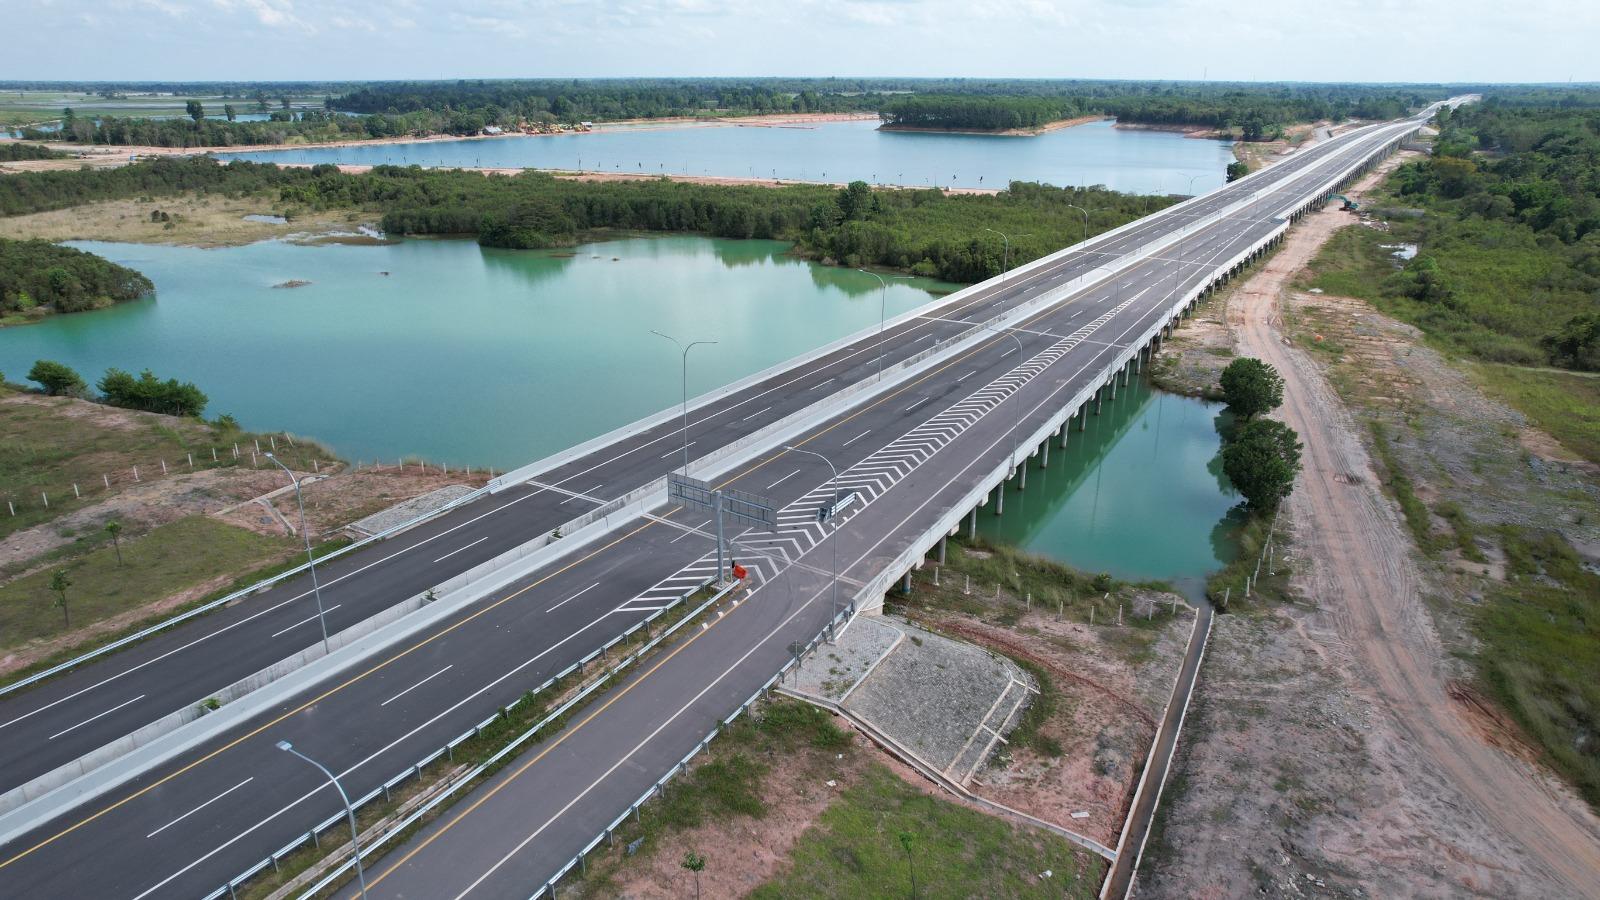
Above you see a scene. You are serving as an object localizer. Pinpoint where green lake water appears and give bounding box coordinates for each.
[0,235,951,469]
[976,376,1241,601]
[0,233,1240,590]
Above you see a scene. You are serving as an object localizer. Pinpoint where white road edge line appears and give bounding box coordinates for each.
[145,778,254,839]
[380,665,455,708]
[269,605,343,639]
[432,537,489,564]
[47,694,147,741]
[547,582,601,614]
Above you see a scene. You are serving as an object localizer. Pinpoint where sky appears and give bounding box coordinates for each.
[6,0,1597,84]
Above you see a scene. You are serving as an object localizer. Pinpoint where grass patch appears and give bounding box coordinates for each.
[1366,419,1450,555]
[1004,656,1062,758]
[1475,527,1600,809]
[0,516,291,652]
[750,763,1102,899]
[0,388,335,542]
[1470,363,1600,467]
[1296,224,1394,301]
[1203,510,1291,610]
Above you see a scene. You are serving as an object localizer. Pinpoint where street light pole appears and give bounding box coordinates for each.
[982,227,1031,282]
[277,741,367,899]
[264,453,329,655]
[1063,204,1091,248]
[650,331,718,475]
[858,269,911,380]
[784,446,841,626]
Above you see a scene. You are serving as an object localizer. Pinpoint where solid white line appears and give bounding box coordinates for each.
[432,537,489,564]
[668,520,710,544]
[611,605,668,614]
[767,470,801,491]
[47,694,146,741]
[741,406,772,422]
[956,370,976,383]
[269,605,343,639]
[841,429,872,448]
[146,778,254,839]
[904,397,929,413]
[807,378,835,391]
[659,442,694,460]
[380,665,455,708]
[1000,347,1017,357]
[547,582,601,614]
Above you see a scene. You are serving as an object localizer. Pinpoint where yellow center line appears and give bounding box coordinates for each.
[360,581,729,892]
[4,235,1119,875]
[0,515,669,871]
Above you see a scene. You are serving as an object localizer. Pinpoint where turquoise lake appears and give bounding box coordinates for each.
[219,118,1236,195]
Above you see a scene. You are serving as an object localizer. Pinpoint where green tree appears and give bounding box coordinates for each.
[1219,357,1284,419]
[680,851,705,900]
[1222,419,1303,510]
[186,100,205,123]
[1543,313,1600,371]
[49,569,72,628]
[1226,161,1249,183]
[106,520,124,565]
[223,104,237,122]
[837,180,875,221]
[898,831,918,899]
[27,359,86,396]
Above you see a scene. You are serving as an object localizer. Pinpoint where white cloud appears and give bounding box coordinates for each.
[1,0,1596,82]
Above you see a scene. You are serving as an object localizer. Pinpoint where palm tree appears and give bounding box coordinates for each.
[680,851,705,900]
[106,520,123,565]
[49,570,72,628]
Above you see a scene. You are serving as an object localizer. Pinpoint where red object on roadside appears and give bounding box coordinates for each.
[732,563,748,581]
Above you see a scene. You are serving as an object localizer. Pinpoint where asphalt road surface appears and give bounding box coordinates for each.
[0,109,1435,899]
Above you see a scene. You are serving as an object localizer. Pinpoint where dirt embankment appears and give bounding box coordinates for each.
[1141,154,1600,898]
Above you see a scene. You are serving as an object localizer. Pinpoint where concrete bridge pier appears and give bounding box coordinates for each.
[1095,387,1105,415]
[1040,437,1050,469]
[1058,422,1070,449]
[1108,377,1117,402]
[994,483,1004,516]
[968,506,978,539]
[1016,457,1028,490]
[938,535,948,564]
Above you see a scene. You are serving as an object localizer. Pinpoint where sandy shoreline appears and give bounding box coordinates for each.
[879,114,1108,137]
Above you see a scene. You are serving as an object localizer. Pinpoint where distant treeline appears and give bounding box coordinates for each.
[0,142,67,161]
[880,96,1079,131]
[1371,102,1600,370]
[880,86,1444,139]
[17,78,1507,149]
[19,107,412,149]
[334,79,875,122]
[0,238,153,316]
[0,156,1176,283]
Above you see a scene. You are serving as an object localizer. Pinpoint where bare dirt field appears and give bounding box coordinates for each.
[0,194,372,247]
[1140,156,1600,898]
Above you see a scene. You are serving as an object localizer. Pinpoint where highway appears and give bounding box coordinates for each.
[0,114,1408,799]
[0,106,1435,899]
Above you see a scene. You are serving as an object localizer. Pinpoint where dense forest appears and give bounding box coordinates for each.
[1359,102,1600,369]
[879,85,1447,138]
[0,142,67,161]
[0,156,1175,282]
[0,238,153,316]
[879,96,1080,131]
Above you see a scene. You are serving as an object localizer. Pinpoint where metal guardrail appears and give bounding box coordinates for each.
[0,484,493,699]
[195,118,1422,900]
[199,575,731,900]
[523,602,853,900]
